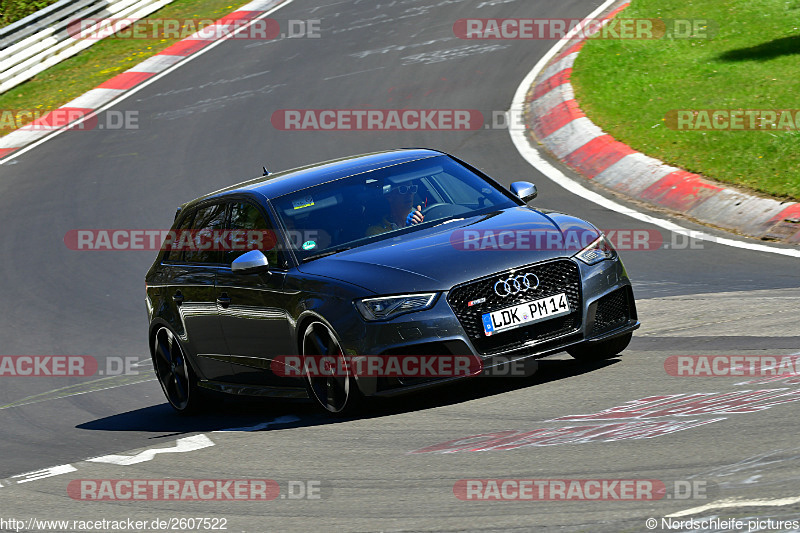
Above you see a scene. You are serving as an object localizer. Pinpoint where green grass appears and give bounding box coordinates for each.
[1,0,60,27]
[570,0,800,200]
[0,0,248,136]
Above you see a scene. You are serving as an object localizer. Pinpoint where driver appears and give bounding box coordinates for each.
[366,183,424,236]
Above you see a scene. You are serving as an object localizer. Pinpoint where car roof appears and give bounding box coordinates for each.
[183,148,444,209]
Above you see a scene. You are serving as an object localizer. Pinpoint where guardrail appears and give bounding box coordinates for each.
[0,0,175,94]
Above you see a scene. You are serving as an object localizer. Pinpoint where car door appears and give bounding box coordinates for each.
[215,199,296,386]
[161,202,237,382]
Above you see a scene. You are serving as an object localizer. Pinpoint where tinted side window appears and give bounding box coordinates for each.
[227,201,282,267]
[184,203,227,264]
[163,210,194,262]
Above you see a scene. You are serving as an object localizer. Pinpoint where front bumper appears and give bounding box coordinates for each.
[340,256,638,397]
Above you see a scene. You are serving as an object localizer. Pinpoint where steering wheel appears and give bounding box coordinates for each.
[420,203,450,217]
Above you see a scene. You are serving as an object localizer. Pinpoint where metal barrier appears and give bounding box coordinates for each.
[0,0,175,94]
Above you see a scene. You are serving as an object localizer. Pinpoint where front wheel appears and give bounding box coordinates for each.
[567,332,632,362]
[152,326,207,415]
[302,321,362,416]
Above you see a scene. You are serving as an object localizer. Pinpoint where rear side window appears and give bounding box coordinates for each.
[183,203,228,264]
[162,210,194,262]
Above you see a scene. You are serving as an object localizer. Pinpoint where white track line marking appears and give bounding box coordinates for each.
[87,434,214,465]
[508,0,800,258]
[11,464,78,484]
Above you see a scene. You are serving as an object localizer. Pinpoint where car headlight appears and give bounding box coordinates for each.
[574,234,616,265]
[355,293,438,321]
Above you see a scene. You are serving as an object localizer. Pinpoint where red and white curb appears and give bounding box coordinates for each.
[0,0,290,161]
[524,3,800,244]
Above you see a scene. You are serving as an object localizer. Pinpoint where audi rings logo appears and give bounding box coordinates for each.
[493,273,540,297]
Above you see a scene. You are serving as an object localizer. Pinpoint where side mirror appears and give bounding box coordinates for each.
[231,249,270,273]
[510,181,538,203]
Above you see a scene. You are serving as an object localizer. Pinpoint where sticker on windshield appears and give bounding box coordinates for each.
[292,196,314,210]
[302,240,317,250]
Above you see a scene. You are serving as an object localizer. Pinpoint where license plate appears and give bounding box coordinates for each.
[482,293,571,336]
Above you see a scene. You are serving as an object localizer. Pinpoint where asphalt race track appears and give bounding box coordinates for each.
[1,0,799,531]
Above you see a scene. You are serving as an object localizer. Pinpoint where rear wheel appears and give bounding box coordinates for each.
[152,326,206,415]
[567,332,632,361]
[302,321,362,416]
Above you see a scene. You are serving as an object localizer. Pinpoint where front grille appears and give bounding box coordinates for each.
[591,287,631,335]
[447,259,582,355]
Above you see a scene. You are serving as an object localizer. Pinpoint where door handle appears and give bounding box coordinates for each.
[172,291,184,304]
[217,293,231,308]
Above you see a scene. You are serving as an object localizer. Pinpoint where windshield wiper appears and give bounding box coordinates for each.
[302,246,354,263]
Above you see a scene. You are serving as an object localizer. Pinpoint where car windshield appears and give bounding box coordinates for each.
[271,155,518,261]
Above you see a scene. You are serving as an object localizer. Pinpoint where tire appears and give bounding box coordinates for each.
[567,332,632,362]
[302,321,363,416]
[152,326,207,415]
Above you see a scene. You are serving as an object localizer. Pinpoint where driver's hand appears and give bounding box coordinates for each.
[406,205,424,226]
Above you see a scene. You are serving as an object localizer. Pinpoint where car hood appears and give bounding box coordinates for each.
[296,207,599,294]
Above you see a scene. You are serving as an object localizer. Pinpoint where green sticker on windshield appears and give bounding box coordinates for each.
[302,240,317,250]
